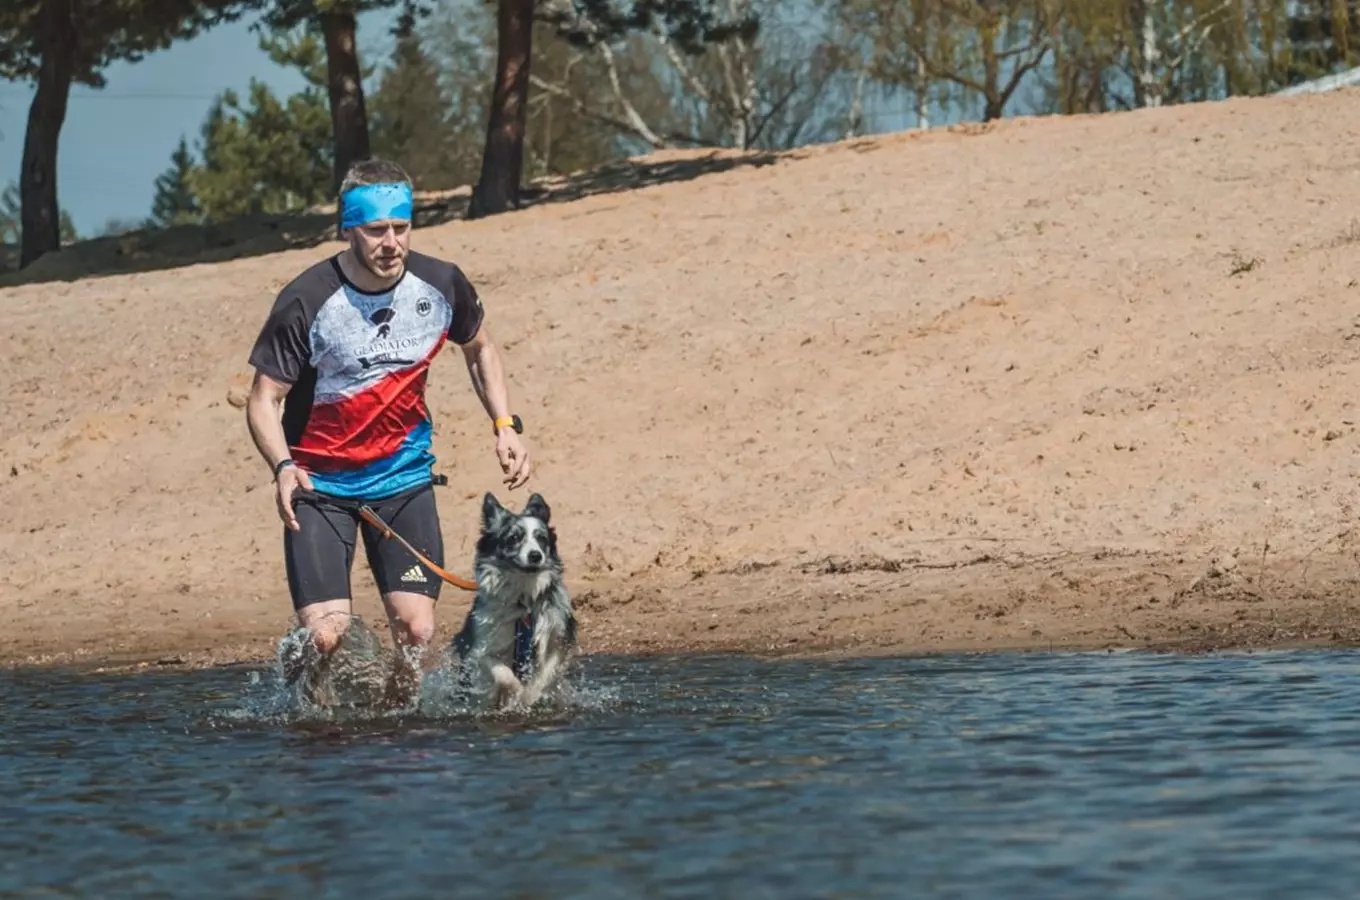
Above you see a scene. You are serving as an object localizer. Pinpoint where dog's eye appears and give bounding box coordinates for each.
[535,530,548,544]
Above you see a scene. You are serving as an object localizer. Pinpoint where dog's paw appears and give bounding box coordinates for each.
[490,663,525,710]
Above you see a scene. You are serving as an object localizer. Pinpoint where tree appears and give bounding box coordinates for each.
[368,27,464,189]
[188,82,334,219]
[0,0,257,268]
[173,26,334,221]
[257,0,431,194]
[150,137,203,227]
[468,0,761,218]
[0,181,77,249]
[407,0,661,186]
[527,0,861,153]
[468,0,537,218]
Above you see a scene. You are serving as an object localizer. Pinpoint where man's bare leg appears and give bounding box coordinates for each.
[381,591,436,709]
[288,599,353,706]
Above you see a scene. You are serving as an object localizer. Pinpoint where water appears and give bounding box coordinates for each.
[3,648,1360,898]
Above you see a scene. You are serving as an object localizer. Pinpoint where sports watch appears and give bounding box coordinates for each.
[494,414,523,434]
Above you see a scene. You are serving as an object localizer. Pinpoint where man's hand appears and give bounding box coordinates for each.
[496,429,532,489]
[275,464,315,531]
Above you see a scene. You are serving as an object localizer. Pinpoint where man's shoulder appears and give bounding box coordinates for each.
[273,255,344,309]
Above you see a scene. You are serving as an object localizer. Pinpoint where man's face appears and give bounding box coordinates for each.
[347,217,411,280]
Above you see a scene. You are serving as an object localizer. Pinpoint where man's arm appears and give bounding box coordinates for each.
[459,325,531,490]
[246,370,313,531]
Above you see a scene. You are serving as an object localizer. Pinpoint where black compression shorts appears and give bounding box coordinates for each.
[284,483,445,610]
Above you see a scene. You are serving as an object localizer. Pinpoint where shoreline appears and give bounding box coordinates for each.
[8,547,1359,676]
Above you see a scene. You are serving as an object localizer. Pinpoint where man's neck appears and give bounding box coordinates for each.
[337,249,402,294]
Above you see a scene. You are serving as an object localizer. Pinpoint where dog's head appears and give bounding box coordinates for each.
[477,492,559,573]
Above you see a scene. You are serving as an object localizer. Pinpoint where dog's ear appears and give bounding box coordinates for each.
[482,492,509,529]
[524,492,550,524]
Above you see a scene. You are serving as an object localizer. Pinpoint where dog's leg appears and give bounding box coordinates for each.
[489,662,525,710]
[519,649,563,708]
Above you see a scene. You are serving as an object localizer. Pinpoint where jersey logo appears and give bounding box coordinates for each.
[369,307,395,338]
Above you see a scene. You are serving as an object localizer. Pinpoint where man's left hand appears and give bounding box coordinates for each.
[496,428,532,489]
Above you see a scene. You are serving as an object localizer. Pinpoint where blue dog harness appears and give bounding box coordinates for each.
[513,614,534,679]
[341,181,413,229]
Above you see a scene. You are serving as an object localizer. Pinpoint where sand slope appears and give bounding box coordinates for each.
[5,92,1360,670]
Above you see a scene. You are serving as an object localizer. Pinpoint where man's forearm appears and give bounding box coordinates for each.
[465,340,513,424]
[246,386,293,473]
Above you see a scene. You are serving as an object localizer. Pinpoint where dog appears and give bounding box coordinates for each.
[449,491,577,711]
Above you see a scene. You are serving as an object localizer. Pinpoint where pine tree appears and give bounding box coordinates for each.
[257,0,433,194]
[0,0,254,268]
[186,27,335,221]
[368,29,462,189]
[149,137,203,228]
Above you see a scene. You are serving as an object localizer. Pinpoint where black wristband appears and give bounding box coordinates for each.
[273,458,297,479]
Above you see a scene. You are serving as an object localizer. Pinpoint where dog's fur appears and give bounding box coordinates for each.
[449,492,577,710]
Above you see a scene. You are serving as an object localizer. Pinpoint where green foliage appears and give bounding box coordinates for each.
[150,138,204,228]
[257,0,425,30]
[168,26,334,220]
[188,82,334,219]
[540,0,760,55]
[0,0,262,86]
[367,28,467,189]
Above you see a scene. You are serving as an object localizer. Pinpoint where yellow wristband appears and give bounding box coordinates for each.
[493,416,517,432]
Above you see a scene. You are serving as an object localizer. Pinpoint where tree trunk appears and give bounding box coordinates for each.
[980,22,1002,121]
[320,8,371,195]
[915,53,929,129]
[20,0,76,269]
[1129,0,1162,108]
[469,0,535,219]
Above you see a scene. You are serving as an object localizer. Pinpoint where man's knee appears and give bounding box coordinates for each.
[300,608,352,654]
[397,614,435,648]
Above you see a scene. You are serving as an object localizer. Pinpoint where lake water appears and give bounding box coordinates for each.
[3,646,1360,898]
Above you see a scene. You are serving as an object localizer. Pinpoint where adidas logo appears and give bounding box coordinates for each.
[400,565,428,584]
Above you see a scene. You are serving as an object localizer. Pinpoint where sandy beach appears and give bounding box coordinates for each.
[4,90,1360,671]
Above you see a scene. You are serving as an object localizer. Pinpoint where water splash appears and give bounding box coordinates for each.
[210,614,618,729]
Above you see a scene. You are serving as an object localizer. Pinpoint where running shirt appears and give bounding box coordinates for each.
[248,250,484,500]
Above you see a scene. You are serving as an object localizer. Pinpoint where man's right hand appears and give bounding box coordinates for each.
[275,463,315,532]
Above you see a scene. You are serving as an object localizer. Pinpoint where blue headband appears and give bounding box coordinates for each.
[340,181,413,229]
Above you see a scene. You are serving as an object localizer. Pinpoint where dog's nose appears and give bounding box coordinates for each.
[527,550,543,565]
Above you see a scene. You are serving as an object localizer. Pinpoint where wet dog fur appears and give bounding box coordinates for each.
[450,492,577,710]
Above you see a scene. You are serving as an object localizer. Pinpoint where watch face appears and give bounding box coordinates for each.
[513,414,524,434]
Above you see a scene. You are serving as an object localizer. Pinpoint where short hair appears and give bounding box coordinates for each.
[339,158,412,196]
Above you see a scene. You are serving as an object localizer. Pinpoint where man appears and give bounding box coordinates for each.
[245,157,531,704]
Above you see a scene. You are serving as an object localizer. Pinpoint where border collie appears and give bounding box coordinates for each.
[449,492,577,711]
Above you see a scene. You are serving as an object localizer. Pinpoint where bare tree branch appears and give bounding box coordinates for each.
[595,40,668,148]
[654,27,714,103]
[1165,0,1234,71]
[528,73,708,149]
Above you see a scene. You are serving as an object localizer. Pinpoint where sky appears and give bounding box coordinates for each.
[0,10,396,238]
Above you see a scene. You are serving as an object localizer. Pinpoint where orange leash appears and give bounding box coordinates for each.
[357,504,479,591]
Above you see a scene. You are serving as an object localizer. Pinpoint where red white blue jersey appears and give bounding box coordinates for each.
[249,250,483,499]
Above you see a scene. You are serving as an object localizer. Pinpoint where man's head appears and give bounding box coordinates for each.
[339,158,413,282]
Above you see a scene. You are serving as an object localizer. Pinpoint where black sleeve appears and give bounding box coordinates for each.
[448,264,485,345]
[248,293,311,384]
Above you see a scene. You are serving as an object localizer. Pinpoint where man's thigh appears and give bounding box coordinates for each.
[285,493,359,613]
[361,484,445,604]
